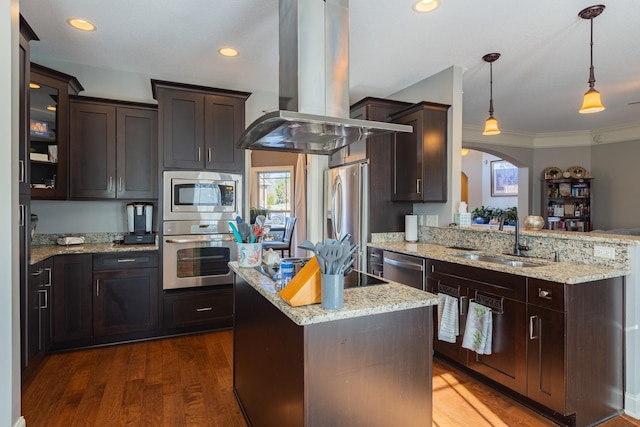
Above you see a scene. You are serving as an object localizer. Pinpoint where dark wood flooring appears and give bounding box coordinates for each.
[22,330,640,427]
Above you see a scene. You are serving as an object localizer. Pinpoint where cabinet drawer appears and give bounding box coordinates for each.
[528,279,564,312]
[164,287,233,329]
[93,251,158,270]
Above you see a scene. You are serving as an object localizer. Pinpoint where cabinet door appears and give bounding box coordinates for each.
[391,104,448,202]
[527,305,566,413]
[162,89,205,169]
[466,293,528,395]
[19,27,31,195]
[116,107,158,199]
[391,109,423,202]
[93,268,159,337]
[30,68,75,200]
[52,254,93,343]
[204,94,245,172]
[70,102,117,198]
[426,276,470,366]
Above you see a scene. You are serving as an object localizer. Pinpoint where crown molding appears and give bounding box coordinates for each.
[462,123,640,149]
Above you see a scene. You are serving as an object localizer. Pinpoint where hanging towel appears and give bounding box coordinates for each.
[462,301,493,355]
[437,293,459,343]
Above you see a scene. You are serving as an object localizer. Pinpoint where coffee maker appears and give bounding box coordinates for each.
[124,203,155,244]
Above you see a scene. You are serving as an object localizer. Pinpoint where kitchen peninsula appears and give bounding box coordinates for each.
[230,263,438,427]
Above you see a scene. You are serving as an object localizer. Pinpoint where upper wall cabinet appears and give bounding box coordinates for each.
[151,80,250,173]
[30,64,83,200]
[69,97,158,200]
[390,101,450,203]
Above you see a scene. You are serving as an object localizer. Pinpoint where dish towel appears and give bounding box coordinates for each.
[437,293,459,343]
[462,301,493,355]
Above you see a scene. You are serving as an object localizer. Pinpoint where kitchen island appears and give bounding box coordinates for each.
[230,262,438,427]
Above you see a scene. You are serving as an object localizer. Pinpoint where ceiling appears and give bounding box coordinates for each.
[19,0,640,135]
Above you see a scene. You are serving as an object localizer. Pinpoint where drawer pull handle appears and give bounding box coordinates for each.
[196,307,213,312]
[45,267,52,286]
[538,288,552,299]
[32,268,43,277]
[116,258,137,263]
[529,315,539,340]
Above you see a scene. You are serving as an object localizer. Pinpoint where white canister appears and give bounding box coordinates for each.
[405,214,418,242]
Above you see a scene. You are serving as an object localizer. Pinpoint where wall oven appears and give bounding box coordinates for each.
[163,171,242,221]
[162,220,237,290]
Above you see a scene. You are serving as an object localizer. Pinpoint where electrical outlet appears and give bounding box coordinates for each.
[594,245,616,259]
[426,215,439,226]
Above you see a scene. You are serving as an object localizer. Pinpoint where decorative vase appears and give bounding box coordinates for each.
[523,215,545,230]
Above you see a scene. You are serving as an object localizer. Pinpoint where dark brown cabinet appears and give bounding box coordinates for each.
[152,80,250,172]
[69,97,158,200]
[426,258,624,426]
[51,254,93,345]
[92,252,159,337]
[330,97,413,236]
[390,102,450,202]
[163,286,233,332]
[23,258,52,384]
[30,64,83,200]
[427,259,528,395]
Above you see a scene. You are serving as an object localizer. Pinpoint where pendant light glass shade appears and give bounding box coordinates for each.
[578,5,606,114]
[579,88,605,114]
[483,116,501,135]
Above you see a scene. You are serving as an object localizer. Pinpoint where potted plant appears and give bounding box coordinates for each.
[472,206,492,224]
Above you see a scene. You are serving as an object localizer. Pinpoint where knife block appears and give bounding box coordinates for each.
[279,256,322,306]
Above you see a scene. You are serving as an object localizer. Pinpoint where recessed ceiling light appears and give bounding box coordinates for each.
[218,47,239,57]
[46,105,57,112]
[413,0,440,13]
[67,18,96,32]
[29,83,40,89]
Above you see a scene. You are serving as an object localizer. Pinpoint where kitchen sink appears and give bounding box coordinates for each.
[450,252,547,268]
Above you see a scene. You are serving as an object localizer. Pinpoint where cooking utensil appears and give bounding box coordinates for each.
[228,222,243,243]
[238,222,252,243]
[236,215,243,224]
[297,240,317,253]
[315,242,327,273]
[256,215,266,227]
[321,241,343,274]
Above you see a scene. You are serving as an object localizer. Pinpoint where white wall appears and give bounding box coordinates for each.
[2,0,23,425]
[389,66,464,225]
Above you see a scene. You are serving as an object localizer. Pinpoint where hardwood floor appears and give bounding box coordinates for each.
[22,330,640,427]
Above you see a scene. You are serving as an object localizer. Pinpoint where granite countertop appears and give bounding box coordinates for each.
[229,261,438,326]
[368,241,628,284]
[31,242,158,265]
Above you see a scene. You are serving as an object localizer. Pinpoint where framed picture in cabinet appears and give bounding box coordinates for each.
[491,160,518,196]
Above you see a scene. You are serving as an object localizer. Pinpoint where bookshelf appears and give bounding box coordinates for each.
[542,178,593,232]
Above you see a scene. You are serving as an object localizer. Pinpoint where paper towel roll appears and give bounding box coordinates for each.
[405,214,418,242]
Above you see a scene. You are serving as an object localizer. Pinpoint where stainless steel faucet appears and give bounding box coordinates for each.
[498,209,530,256]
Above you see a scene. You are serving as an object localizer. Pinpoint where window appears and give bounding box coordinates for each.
[251,166,294,225]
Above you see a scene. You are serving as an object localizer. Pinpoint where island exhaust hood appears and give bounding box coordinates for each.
[236,0,411,155]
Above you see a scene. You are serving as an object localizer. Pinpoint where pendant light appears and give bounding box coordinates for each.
[578,5,606,114]
[482,53,501,136]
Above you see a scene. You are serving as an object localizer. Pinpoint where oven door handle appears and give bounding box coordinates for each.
[165,237,231,244]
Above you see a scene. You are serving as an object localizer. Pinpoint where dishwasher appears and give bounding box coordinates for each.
[382,251,425,290]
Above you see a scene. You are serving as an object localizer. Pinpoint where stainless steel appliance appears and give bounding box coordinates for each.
[124,202,155,244]
[163,171,242,221]
[236,0,410,154]
[324,162,368,271]
[162,220,237,290]
[382,250,425,290]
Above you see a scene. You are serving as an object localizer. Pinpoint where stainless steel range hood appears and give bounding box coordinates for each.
[236,0,411,155]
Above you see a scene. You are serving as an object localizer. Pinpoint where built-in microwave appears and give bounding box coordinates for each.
[163,171,242,221]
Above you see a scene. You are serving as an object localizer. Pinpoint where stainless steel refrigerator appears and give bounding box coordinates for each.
[324,162,369,272]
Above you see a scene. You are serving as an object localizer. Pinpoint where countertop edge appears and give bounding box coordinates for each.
[368,242,628,284]
[230,262,438,326]
[30,243,159,265]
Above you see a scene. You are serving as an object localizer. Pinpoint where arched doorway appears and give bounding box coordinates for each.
[461,148,529,223]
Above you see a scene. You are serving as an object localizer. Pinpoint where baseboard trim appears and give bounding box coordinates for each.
[14,416,26,427]
[625,392,640,420]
